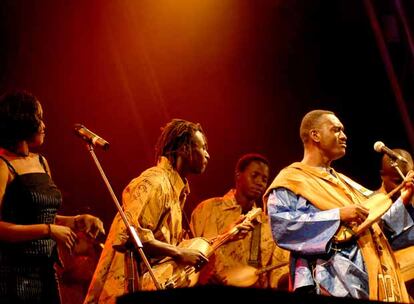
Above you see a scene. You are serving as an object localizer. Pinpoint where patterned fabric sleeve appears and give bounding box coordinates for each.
[121,177,166,244]
[190,200,217,238]
[267,188,341,255]
[382,198,414,238]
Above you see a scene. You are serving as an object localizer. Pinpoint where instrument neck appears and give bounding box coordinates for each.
[255,261,289,275]
[209,229,239,254]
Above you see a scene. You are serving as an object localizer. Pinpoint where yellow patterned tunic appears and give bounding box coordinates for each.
[83,157,189,304]
[190,189,289,289]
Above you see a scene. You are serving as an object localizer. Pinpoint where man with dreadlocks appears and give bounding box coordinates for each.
[84,119,210,304]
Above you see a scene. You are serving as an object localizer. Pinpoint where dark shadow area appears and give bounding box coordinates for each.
[0,1,413,303]
[117,286,386,304]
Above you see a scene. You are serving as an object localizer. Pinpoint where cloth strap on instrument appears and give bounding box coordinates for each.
[248,223,261,267]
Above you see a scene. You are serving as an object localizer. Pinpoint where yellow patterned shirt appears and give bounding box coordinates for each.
[190,189,289,289]
[84,157,189,304]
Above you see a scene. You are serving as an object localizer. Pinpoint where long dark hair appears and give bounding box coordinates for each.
[0,90,41,150]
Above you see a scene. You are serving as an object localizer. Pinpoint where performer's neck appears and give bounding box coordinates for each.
[234,190,255,214]
[301,150,332,169]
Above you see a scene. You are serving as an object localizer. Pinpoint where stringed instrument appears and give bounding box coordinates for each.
[220,261,289,288]
[141,207,262,290]
[334,181,407,243]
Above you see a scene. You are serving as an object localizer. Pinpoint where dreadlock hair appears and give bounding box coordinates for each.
[235,153,269,174]
[155,119,206,168]
[0,90,42,151]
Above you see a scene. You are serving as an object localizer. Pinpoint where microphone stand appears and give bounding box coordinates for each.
[389,159,414,206]
[390,159,405,180]
[84,143,162,290]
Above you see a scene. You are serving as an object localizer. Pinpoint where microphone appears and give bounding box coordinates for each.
[74,124,109,151]
[373,141,407,163]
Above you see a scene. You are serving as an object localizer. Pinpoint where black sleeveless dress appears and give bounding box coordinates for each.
[0,155,62,304]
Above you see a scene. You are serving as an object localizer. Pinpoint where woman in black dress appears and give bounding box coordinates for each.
[0,90,105,303]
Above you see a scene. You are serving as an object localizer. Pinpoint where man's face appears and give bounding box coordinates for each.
[236,161,269,201]
[314,114,347,161]
[186,130,209,174]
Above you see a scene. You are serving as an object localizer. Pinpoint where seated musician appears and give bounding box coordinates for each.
[84,119,210,304]
[264,110,414,302]
[190,153,289,289]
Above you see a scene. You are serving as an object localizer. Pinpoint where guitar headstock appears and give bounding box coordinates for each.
[210,207,264,249]
[243,207,262,223]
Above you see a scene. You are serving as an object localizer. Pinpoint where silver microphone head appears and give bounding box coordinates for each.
[373,141,385,153]
[373,141,408,163]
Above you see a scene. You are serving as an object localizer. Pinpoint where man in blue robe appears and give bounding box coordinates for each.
[264,109,414,302]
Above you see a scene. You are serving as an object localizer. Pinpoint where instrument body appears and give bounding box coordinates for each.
[334,193,393,243]
[141,238,211,290]
[141,207,262,290]
[220,261,289,287]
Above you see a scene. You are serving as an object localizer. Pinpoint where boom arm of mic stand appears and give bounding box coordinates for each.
[390,160,414,207]
[84,143,163,290]
[390,159,406,180]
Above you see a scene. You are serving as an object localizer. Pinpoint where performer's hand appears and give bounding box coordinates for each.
[74,214,105,238]
[235,218,255,232]
[176,247,209,269]
[223,214,255,241]
[400,170,414,205]
[339,205,369,224]
[50,224,77,253]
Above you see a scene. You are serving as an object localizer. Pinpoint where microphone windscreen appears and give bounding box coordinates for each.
[373,141,384,153]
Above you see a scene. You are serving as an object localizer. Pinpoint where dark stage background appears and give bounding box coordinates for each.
[2,0,413,225]
[1,0,413,248]
[0,0,414,302]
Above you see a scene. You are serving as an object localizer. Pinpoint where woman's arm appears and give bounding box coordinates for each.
[56,214,105,238]
[0,160,77,249]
